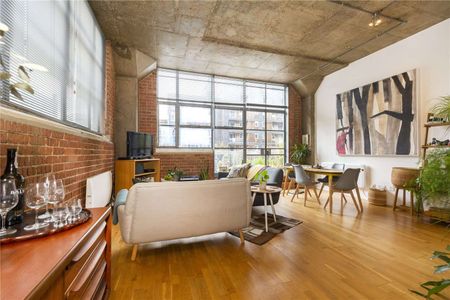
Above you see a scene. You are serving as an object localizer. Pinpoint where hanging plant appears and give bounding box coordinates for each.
[0,22,47,101]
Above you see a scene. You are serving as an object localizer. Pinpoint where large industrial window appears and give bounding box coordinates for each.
[157,68,288,171]
[0,0,105,133]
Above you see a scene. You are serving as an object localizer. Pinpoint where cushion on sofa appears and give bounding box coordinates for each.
[227,163,251,178]
[247,165,265,180]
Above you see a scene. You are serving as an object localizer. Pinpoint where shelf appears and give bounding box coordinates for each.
[424,122,450,128]
[422,145,450,149]
[134,172,156,177]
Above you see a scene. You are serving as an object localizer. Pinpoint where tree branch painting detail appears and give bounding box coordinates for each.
[336,69,418,156]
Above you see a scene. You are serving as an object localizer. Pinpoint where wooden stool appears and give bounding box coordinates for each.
[393,187,415,215]
[391,167,420,215]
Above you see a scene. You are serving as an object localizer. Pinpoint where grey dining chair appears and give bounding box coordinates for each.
[318,163,345,198]
[291,165,321,206]
[324,168,363,214]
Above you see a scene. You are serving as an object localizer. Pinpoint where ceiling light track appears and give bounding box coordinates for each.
[299,21,404,81]
[327,0,406,24]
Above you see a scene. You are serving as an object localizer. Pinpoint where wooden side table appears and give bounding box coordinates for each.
[251,186,282,232]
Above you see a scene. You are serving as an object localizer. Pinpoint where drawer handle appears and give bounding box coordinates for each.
[73,221,106,262]
[71,240,106,293]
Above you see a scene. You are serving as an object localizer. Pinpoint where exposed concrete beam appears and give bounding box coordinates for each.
[202,36,347,66]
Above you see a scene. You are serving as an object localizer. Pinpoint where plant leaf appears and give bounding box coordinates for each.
[409,289,428,298]
[12,82,34,94]
[427,280,450,296]
[0,54,4,69]
[0,71,10,80]
[10,86,23,101]
[18,66,30,82]
[434,265,450,274]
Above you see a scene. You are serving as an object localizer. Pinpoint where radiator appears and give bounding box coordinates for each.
[86,171,112,208]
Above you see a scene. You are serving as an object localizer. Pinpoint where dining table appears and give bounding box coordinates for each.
[282,165,344,212]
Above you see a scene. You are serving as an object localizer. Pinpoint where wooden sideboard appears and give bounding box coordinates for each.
[0,207,111,300]
[115,158,161,194]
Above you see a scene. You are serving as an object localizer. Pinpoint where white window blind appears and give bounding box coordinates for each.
[0,0,105,133]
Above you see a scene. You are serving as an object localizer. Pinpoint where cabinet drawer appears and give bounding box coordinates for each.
[66,256,106,300]
[65,221,106,291]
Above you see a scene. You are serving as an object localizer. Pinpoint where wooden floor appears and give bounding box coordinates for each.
[110,191,450,299]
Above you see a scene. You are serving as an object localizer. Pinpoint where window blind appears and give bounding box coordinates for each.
[0,0,105,133]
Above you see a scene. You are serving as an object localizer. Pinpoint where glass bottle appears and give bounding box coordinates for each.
[1,148,25,225]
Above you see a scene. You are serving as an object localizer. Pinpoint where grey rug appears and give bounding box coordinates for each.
[230,214,302,245]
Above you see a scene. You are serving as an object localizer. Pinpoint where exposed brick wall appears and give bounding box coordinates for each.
[288,84,302,158]
[153,152,214,179]
[104,40,116,140]
[0,41,116,204]
[138,71,157,136]
[137,73,302,174]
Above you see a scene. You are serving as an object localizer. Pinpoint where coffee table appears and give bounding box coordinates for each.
[251,186,282,232]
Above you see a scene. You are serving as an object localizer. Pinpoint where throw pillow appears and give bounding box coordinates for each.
[227,163,251,178]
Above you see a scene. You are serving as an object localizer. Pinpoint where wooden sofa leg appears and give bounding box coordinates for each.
[131,244,138,261]
[239,229,245,244]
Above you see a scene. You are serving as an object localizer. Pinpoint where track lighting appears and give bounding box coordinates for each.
[369,13,382,27]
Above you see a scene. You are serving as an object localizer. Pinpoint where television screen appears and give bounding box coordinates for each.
[126,131,153,158]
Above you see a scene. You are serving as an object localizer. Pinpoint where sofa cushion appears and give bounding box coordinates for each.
[247,165,265,180]
[227,163,251,178]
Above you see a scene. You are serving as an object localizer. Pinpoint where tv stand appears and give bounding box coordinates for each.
[115,158,161,194]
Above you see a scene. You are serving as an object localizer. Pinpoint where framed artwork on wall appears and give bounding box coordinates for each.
[336,69,418,156]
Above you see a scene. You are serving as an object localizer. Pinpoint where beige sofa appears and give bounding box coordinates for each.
[117,178,252,260]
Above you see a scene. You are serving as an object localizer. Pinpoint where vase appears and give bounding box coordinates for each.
[260,182,267,190]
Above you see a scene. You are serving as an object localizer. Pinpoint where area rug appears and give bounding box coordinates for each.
[230,214,302,245]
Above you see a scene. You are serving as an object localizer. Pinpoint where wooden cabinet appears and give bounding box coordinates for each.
[115,158,161,194]
[0,207,111,300]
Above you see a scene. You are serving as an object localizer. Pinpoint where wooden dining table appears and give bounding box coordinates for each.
[282,166,344,212]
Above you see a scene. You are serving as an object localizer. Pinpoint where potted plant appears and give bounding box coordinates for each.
[411,245,450,298]
[431,95,450,122]
[256,169,269,190]
[164,167,184,181]
[199,166,209,181]
[290,143,311,164]
[416,149,450,218]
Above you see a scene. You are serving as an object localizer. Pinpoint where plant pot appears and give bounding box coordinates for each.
[391,167,420,189]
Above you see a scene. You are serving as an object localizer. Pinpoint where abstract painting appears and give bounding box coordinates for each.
[336,69,418,156]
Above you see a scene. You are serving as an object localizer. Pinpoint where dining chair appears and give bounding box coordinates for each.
[318,163,345,198]
[291,165,321,206]
[325,168,363,214]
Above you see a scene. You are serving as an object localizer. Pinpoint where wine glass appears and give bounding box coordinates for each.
[0,179,19,236]
[38,173,55,220]
[24,183,49,231]
[51,179,65,227]
[69,199,83,221]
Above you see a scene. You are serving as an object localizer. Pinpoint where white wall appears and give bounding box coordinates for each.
[315,19,450,201]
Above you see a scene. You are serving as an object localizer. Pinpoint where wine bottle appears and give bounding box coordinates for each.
[1,148,25,225]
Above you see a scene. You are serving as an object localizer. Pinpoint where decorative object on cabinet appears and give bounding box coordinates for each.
[422,121,450,160]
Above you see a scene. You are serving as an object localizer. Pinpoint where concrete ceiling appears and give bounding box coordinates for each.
[89,0,450,93]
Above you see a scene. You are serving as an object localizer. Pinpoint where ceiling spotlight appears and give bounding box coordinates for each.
[369,13,382,27]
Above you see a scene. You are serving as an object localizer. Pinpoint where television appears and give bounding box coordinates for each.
[126,131,153,159]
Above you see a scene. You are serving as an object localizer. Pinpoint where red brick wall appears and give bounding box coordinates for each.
[288,84,302,158]
[153,152,214,179]
[0,42,116,204]
[104,40,116,140]
[137,73,302,176]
